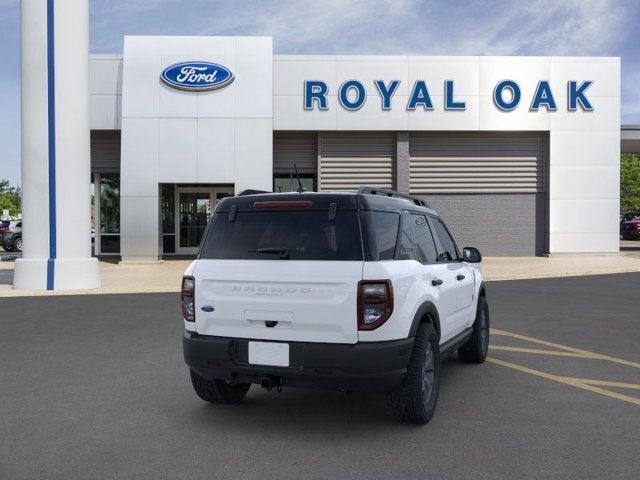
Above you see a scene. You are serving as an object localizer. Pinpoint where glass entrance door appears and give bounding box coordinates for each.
[179,192,210,250]
[175,187,232,254]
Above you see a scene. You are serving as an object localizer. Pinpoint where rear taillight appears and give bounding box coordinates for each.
[181,276,195,322]
[357,280,393,330]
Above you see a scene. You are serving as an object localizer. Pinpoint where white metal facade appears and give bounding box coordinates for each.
[89,37,621,259]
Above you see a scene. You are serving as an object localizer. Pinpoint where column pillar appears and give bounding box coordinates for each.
[396,131,410,194]
[14,0,100,290]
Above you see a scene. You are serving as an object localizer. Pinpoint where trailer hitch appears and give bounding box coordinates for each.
[260,376,283,392]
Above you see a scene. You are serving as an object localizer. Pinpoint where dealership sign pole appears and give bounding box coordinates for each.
[14,0,100,290]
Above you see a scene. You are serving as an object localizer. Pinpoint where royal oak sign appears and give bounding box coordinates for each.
[303,79,594,112]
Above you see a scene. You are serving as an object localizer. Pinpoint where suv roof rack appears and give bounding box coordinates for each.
[237,189,271,196]
[357,186,430,208]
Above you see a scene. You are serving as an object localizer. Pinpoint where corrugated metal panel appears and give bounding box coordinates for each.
[273,132,317,175]
[91,130,121,174]
[409,132,545,193]
[319,133,395,192]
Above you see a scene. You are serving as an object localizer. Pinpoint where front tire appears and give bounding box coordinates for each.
[13,237,22,252]
[190,370,251,404]
[386,323,441,424]
[458,295,490,364]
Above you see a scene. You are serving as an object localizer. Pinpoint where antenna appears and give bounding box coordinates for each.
[293,164,308,193]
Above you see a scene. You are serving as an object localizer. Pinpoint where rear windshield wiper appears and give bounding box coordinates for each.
[249,247,290,259]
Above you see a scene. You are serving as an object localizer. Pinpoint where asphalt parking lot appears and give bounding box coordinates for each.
[1,273,639,479]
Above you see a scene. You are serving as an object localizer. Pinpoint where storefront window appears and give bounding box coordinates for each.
[100,175,120,233]
[161,184,175,254]
[100,174,120,253]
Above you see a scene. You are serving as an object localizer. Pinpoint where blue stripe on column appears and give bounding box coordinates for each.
[46,0,56,290]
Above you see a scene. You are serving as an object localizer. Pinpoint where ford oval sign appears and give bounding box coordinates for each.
[160,61,234,91]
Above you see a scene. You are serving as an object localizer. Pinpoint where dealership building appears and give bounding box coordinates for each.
[87,35,621,261]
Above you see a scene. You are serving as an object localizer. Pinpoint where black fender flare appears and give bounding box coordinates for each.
[478,280,487,299]
[408,301,441,340]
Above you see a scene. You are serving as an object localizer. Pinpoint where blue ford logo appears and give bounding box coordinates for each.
[160,61,234,91]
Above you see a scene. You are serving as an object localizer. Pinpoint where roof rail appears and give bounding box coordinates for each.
[236,189,271,196]
[357,186,430,208]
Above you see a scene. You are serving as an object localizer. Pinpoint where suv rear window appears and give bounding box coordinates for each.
[200,210,363,261]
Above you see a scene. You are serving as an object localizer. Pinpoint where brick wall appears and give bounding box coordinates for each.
[419,193,546,256]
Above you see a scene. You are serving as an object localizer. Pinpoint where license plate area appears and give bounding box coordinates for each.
[248,341,290,367]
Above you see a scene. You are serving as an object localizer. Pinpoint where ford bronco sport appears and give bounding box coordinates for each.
[182,187,489,424]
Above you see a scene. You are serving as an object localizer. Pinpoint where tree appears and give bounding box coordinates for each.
[621,154,640,212]
[0,179,22,217]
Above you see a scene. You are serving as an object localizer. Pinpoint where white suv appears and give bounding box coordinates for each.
[182,187,489,424]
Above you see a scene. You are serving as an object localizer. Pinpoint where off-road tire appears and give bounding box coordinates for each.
[458,295,490,364]
[190,369,251,404]
[386,323,440,424]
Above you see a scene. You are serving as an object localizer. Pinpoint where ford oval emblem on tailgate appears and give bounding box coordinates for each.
[160,61,234,91]
[201,305,215,312]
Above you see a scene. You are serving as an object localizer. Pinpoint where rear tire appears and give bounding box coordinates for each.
[386,323,440,424]
[458,295,490,364]
[13,237,22,253]
[190,369,251,404]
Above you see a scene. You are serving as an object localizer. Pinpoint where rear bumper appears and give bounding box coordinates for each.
[183,331,414,394]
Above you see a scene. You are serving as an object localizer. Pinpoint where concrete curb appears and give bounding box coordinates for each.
[484,266,640,282]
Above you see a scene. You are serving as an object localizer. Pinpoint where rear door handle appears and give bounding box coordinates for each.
[431,278,443,286]
[456,274,465,281]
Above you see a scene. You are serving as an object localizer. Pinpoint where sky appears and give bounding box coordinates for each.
[1,0,640,186]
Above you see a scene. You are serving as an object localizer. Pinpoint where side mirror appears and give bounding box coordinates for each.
[463,247,482,263]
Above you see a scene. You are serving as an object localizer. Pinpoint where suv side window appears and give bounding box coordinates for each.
[430,217,460,262]
[395,212,415,260]
[411,214,438,264]
[361,211,400,261]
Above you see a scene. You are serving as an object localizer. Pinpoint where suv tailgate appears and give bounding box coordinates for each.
[194,260,362,344]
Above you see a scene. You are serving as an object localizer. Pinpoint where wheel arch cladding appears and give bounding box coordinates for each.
[479,281,487,298]
[409,301,441,340]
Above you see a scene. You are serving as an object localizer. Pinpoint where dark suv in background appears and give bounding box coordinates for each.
[1,220,22,252]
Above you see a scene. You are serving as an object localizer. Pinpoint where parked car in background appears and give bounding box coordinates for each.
[620,211,640,225]
[1,220,22,252]
[621,212,640,240]
[0,220,11,235]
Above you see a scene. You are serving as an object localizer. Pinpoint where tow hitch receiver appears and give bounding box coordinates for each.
[261,376,284,392]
